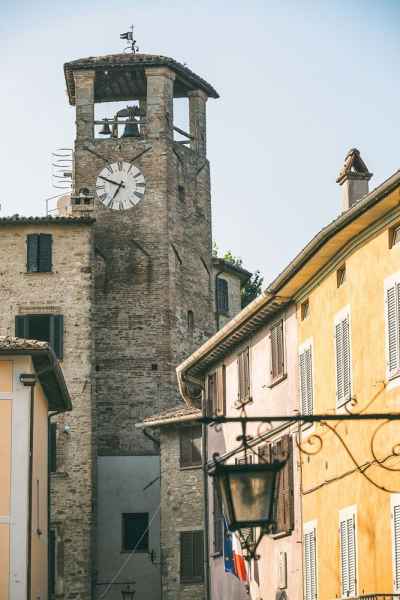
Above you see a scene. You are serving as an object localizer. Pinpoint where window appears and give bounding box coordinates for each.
[303,522,317,600]
[271,320,285,383]
[180,531,204,583]
[339,506,357,597]
[391,495,400,592]
[237,347,250,405]
[337,264,346,287]
[15,314,64,359]
[258,435,294,534]
[180,425,202,468]
[122,513,149,552]
[335,311,351,408]
[213,482,223,555]
[390,224,400,248]
[216,277,229,314]
[301,299,310,321]
[48,423,57,473]
[27,234,52,273]
[299,342,313,415]
[207,366,226,416]
[386,278,400,379]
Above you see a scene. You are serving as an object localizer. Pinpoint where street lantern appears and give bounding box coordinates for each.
[121,584,135,600]
[212,461,282,531]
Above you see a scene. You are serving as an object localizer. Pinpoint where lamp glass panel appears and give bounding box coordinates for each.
[228,469,275,523]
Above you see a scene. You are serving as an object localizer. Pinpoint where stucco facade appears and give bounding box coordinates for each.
[297,184,400,599]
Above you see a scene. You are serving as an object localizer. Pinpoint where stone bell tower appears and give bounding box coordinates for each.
[63,52,219,598]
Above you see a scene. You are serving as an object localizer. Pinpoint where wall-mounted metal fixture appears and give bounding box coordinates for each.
[19,373,36,387]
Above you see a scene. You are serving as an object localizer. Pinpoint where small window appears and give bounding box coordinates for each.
[48,423,57,473]
[180,425,202,468]
[207,366,226,416]
[15,314,64,359]
[337,264,346,287]
[180,531,204,583]
[237,347,251,405]
[216,277,229,314]
[122,513,149,552]
[187,310,194,333]
[301,299,310,321]
[270,320,285,383]
[27,234,52,273]
[390,224,400,248]
[178,185,185,203]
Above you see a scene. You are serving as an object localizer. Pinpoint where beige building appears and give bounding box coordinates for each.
[0,337,71,600]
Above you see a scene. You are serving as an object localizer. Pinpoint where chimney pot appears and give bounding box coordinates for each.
[336,148,372,211]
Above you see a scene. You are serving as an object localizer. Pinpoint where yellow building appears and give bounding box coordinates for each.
[291,151,400,599]
[0,337,71,600]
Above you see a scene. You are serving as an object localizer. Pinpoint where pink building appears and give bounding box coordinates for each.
[178,295,302,600]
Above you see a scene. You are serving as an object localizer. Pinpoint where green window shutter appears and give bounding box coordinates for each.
[193,531,204,579]
[15,315,29,338]
[180,532,194,581]
[48,423,57,473]
[39,234,52,272]
[50,315,64,359]
[27,234,39,272]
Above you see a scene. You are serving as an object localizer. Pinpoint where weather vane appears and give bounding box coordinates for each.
[120,25,139,54]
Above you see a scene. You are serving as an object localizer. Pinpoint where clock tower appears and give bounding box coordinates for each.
[63,52,218,598]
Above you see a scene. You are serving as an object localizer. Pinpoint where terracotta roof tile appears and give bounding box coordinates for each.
[0,215,94,225]
[141,405,201,427]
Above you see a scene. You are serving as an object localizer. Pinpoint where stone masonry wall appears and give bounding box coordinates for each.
[0,222,95,600]
[160,427,205,600]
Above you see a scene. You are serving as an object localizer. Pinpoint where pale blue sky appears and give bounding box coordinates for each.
[1,0,399,282]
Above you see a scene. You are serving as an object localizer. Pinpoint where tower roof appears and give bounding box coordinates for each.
[64,53,219,105]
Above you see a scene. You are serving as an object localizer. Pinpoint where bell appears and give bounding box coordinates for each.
[99,119,111,135]
[122,119,140,138]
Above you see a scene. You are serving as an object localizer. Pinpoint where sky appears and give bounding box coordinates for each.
[1,0,399,283]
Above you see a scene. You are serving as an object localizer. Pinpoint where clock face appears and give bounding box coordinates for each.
[96,161,146,210]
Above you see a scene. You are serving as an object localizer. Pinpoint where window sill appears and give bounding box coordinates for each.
[179,464,203,471]
[268,373,287,389]
[24,271,54,276]
[180,579,204,585]
[234,396,253,410]
[270,529,293,540]
[121,549,148,554]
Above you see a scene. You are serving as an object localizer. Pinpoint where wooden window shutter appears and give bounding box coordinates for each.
[38,234,52,272]
[272,435,294,534]
[213,483,223,554]
[304,526,317,600]
[335,314,351,407]
[207,373,216,416]
[237,348,250,404]
[180,531,204,582]
[15,315,29,338]
[299,345,313,415]
[191,426,202,466]
[387,284,400,377]
[392,503,400,591]
[27,234,39,272]
[216,366,226,416]
[340,512,357,597]
[271,320,285,381]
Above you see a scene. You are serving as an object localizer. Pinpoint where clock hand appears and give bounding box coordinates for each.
[98,175,126,188]
[110,180,124,201]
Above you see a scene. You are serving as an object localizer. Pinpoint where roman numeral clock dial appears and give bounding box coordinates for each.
[96,161,146,210]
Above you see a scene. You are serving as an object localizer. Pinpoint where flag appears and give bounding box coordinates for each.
[232,532,248,583]
[224,523,236,575]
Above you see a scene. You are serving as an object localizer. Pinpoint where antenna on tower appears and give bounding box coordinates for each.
[120,25,139,54]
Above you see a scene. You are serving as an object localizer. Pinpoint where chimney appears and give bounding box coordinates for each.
[336,148,372,211]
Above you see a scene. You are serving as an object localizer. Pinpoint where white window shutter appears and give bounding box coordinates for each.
[340,512,357,597]
[387,284,400,377]
[336,314,351,408]
[299,345,313,415]
[392,503,400,591]
[304,527,317,600]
